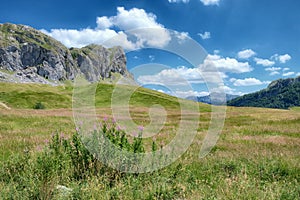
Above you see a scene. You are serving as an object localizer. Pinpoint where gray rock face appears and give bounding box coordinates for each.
[0,23,128,84]
[70,44,127,82]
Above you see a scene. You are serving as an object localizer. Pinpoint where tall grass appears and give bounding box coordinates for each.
[0,83,299,199]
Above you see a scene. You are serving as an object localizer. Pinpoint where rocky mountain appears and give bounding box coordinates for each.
[0,23,128,85]
[187,93,239,105]
[227,76,300,109]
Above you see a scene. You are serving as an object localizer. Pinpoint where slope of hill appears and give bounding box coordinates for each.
[187,93,239,105]
[0,82,208,111]
[1,81,299,199]
[228,76,300,109]
[0,23,128,84]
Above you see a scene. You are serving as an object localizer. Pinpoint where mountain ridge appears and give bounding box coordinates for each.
[187,93,239,105]
[227,76,300,109]
[0,23,129,85]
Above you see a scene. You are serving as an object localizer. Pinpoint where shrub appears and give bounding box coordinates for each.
[33,102,45,109]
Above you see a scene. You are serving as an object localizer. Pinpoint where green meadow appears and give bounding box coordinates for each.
[0,82,299,199]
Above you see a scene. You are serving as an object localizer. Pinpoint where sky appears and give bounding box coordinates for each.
[1,0,300,97]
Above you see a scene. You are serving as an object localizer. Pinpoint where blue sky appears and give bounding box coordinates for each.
[1,0,300,97]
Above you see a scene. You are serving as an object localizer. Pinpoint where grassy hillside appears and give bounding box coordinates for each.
[228,76,300,109]
[0,82,299,199]
[0,82,197,110]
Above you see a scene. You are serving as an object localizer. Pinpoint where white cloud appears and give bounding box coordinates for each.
[42,7,171,49]
[137,54,251,88]
[283,72,295,77]
[270,71,280,76]
[272,54,291,63]
[231,78,270,86]
[137,66,227,86]
[200,0,221,6]
[214,50,220,54]
[168,0,190,3]
[279,54,291,63]
[237,49,256,59]
[153,88,209,98]
[174,31,189,43]
[41,28,136,49]
[265,67,281,76]
[198,32,211,40]
[173,90,209,98]
[254,57,275,67]
[96,16,113,30]
[296,72,300,77]
[265,67,281,72]
[282,67,290,71]
[201,54,253,73]
[209,84,244,96]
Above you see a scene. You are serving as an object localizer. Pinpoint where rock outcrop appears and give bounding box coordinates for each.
[0,23,128,84]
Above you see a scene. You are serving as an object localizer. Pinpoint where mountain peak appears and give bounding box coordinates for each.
[0,23,128,85]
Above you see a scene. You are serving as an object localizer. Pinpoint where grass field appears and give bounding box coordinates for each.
[0,82,299,199]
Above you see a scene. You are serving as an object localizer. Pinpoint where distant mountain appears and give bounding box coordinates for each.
[187,93,239,105]
[0,23,129,85]
[227,76,300,109]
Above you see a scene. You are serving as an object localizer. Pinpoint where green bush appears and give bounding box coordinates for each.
[33,102,45,109]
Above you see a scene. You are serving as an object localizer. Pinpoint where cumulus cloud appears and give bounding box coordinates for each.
[153,88,209,98]
[42,7,171,49]
[282,67,290,71]
[237,49,256,59]
[265,67,281,76]
[270,71,280,76]
[296,72,300,77]
[201,54,253,73]
[174,31,189,43]
[41,28,127,48]
[283,72,295,77]
[230,78,270,86]
[211,85,243,95]
[198,32,211,40]
[137,66,227,86]
[96,16,113,30]
[272,54,291,63]
[265,67,281,72]
[214,50,220,54]
[254,57,275,67]
[137,54,252,90]
[173,90,209,98]
[200,0,221,6]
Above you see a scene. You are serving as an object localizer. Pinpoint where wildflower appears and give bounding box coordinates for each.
[132,132,138,137]
[36,145,43,152]
[117,125,122,131]
[112,117,116,123]
[60,133,65,139]
[103,116,108,122]
[75,127,80,132]
[138,126,144,131]
[44,139,49,144]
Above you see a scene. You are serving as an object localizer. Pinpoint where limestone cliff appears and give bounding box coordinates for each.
[0,23,128,84]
